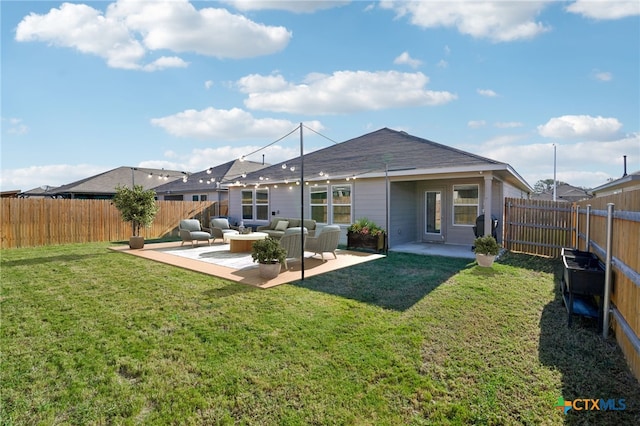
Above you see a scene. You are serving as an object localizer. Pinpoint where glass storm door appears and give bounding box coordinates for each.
[424,191,442,241]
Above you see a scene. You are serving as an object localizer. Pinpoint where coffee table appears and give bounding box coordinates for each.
[224,232,269,253]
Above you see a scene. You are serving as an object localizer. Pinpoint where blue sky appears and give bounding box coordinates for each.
[2,0,639,191]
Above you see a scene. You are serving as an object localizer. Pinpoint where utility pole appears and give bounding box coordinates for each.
[553,144,557,202]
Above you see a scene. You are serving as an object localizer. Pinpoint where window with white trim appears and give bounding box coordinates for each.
[332,184,351,224]
[309,184,352,224]
[310,186,328,223]
[453,184,479,225]
[256,188,269,221]
[242,188,269,221]
[241,190,253,220]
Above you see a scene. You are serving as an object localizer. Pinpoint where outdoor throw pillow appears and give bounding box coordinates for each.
[275,220,289,231]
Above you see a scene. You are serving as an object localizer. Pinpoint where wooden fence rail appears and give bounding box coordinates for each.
[0,198,225,249]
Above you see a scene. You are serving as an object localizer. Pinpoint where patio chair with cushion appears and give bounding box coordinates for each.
[209,217,239,243]
[179,219,212,247]
[278,227,308,269]
[304,225,341,261]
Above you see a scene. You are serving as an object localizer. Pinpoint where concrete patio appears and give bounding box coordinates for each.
[390,242,476,259]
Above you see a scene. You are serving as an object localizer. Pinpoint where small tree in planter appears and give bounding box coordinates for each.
[251,237,287,279]
[113,184,159,249]
[473,235,500,267]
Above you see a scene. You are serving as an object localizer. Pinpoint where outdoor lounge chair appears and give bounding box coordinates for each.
[178,219,212,246]
[209,218,239,243]
[278,227,308,269]
[304,225,341,261]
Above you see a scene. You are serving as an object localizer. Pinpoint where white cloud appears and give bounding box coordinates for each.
[0,164,110,191]
[222,0,350,13]
[537,115,623,140]
[204,80,214,90]
[592,70,613,82]
[494,121,523,128]
[437,59,449,68]
[380,1,552,42]
[566,0,640,20]
[2,117,29,135]
[142,56,189,72]
[150,107,323,140]
[477,88,498,97]
[468,120,486,128]
[15,0,291,70]
[473,133,639,188]
[238,70,457,114]
[394,51,422,68]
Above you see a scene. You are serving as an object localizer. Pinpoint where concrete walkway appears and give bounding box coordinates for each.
[390,242,476,259]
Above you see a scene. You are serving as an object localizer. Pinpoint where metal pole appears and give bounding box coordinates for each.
[300,123,304,281]
[385,163,389,252]
[585,205,591,252]
[602,203,614,338]
[553,144,557,202]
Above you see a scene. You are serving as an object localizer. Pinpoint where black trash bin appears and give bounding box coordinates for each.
[473,214,498,238]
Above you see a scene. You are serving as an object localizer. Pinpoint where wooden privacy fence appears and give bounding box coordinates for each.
[504,198,574,258]
[0,198,223,249]
[504,192,640,381]
[575,191,640,382]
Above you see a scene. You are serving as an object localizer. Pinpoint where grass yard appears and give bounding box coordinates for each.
[1,243,638,425]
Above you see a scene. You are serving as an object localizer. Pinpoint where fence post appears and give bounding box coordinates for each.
[602,203,614,338]
[506,201,511,251]
[574,205,579,250]
[585,204,591,252]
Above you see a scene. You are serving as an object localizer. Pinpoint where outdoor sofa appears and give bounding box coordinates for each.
[256,217,316,239]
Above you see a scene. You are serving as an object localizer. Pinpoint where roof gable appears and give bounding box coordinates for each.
[155,159,269,193]
[239,128,507,183]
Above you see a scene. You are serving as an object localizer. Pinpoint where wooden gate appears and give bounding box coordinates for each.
[503,198,574,258]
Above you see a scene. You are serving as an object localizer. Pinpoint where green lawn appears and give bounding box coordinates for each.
[1,243,638,425]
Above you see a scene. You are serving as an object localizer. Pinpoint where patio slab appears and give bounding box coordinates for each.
[390,242,476,259]
[110,241,385,289]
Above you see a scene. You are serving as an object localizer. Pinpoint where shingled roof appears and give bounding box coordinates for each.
[235,128,530,190]
[154,159,268,194]
[49,166,187,198]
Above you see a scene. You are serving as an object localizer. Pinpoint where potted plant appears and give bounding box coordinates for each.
[112,184,159,249]
[473,235,500,267]
[347,217,386,252]
[251,237,287,279]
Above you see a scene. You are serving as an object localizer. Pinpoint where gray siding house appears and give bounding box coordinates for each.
[227,128,532,247]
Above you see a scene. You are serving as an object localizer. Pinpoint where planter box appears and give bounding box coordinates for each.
[347,231,385,252]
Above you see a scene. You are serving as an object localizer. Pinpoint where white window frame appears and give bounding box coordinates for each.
[452,184,479,226]
[331,184,352,225]
[310,185,328,224]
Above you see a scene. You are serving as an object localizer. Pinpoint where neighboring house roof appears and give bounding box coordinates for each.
[590,170,640,196]
[232,128,532,192]
[155,159,268,195]
[19,185,59,198]
[531,183,591,202]
[1,190,22,198]
[46,166,187,198]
